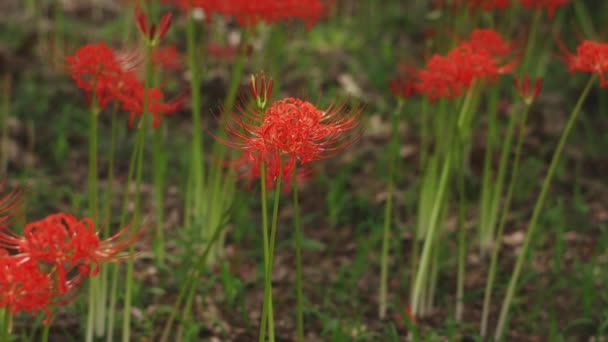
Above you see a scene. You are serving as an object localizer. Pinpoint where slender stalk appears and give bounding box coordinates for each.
[259,161,271,342]
[293,165,304,341]
[206,37,248,265]
[494,76,595,339]
[410,153,451,315]
[41,320,51,342]
[85,94,100,342]
[478,88,500,253]
[379,100,402,319]
[265,163,283,342]
[2,310,10,341]
[153,125,166,264]
[520,8,542,75]
[122,44,154,342]
[186,12,205,228]
[480,100,532,337]
[455,146,467,321]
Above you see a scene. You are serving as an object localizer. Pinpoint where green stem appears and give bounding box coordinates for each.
[293,165,304,341]
[410,153,451,315]
[480,101,532,337]
[41,320,51,342]
[205,34,248,265]
[2,309,10,341]
[521,8,542,74]
[122,44,154,342]
[186,12,204,227]
[494,76,595,340]
[85,94,100,342]
[455,145,466,322]
[259,162,271,342]
[153,125,166,265]
[379,101,402,319]
[478,88,500,253]
[264,162,283,342]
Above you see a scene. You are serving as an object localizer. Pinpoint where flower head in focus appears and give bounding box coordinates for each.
[0,213,138,294]
[221,72,362,189]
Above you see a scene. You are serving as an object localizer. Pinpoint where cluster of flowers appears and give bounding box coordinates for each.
[391,29,515,102]
[0,192,135,323]
[66,41,180,128]
[224,73,361,191]
[460,0,570,16]
[391,27,608,102]
[162,0,325,28]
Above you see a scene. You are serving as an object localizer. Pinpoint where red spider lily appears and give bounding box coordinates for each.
[417,29,515,101]
[220,75,361,189]
[0,213,138,293]
[66,43,128,109]
[118,85,181,128]
[162,0,326,28]
[253,98,362,165]
[561,40,608,87]
[515,75,543,104]
[519,0,570,17]
[136,6,172,44]
[0,251,53,322]
[152,45,183,70]
[389,63,419,99]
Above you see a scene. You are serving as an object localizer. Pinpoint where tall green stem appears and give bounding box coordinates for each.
[379,101,402,319]
[480,101,532,337]
[455,145,467,321]
[85,95,100,342]
[259,161,271,342]
[494,76,595,339]
[410,153,451,315]
[122,44,154,342]
[186,13,204,228]
[293,165,304,341]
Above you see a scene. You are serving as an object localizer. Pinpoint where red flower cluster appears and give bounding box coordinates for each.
[0,208,137,323]
[519,0,570,17]
[66,43,180,127]
[416,29,515,101]
[222,73,361,189]
[563,40,608,87]
[162,0,325,27]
